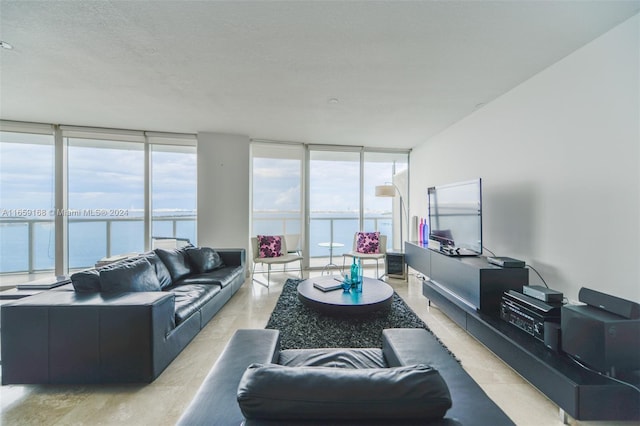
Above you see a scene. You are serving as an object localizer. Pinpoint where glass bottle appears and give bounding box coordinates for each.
[350,257,359,286]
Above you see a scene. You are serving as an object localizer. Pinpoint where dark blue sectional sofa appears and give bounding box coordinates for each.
[1,246,246,384]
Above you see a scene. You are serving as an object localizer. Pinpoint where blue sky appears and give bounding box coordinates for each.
[0,135,196,216]
[2,133,406,217]
[253,156,406,214]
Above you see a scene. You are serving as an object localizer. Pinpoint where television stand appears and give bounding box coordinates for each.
[405,241,640,421]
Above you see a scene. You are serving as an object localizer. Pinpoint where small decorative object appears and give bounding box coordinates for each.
[341,275,352,292]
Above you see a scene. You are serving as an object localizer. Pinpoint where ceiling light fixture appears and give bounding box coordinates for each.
[328,98,339,104]
[0,41,14,50]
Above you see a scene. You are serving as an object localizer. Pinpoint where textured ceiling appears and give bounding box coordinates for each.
[1,1,638,148]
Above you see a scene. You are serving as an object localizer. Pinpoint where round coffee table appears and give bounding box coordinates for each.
[297,276,393,315]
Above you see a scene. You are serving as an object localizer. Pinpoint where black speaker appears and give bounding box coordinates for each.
[578,287,640,319]
[544,322,561,352]
[561,304,640,374]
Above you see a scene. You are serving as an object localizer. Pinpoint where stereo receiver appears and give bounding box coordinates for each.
[500,290,561,342]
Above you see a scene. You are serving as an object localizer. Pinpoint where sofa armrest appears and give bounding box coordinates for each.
[382,328,450,368]
[1,290,176,384]
[216,248,246,269]
[178,329,280,426]
[382,328,514,426]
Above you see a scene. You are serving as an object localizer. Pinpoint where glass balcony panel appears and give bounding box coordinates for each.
[0,222,29,273]
[110,219,144,255]
[69,221,107,269]
[34,221,55,270]
[175,219,196,245]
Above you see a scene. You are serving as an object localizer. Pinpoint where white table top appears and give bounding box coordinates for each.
[318,242,345,248]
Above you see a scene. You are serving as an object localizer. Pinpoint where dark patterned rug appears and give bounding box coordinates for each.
[266,279,455,358]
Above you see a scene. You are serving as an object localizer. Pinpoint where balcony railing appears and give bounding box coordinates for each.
[253,214,392,258]
[0,216,196,274]
[2,214,393,274]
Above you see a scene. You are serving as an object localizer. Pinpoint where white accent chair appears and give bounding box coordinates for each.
[342,233,387,279]
[251,235,303,287]
[284,234,301,255]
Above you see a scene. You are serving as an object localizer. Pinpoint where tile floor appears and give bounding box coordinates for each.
[0,269,634,425]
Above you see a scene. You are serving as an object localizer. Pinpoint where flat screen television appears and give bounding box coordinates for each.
[428,178,482,256]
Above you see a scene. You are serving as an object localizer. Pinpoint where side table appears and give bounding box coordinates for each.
[386,251,406,280]
[0,275,72,300]
[318,242,344,270]
[0,288,47,300]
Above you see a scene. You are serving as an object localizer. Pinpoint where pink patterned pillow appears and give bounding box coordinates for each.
[356,232,380,254]
[258,235,282,258]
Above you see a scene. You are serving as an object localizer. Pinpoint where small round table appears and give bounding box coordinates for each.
[297,277,394,315]
[317,241,344,267]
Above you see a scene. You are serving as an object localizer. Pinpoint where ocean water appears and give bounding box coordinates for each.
[0,212,390,273]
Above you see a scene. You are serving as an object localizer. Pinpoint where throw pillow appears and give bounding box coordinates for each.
[154,247,192,281]
[184,247,225,273]
[356,231,380,254]
[142,253,173,289]
[258,235,282,258]
[99,257,162,293]
[237,363,452,420]
[71,269,101,292]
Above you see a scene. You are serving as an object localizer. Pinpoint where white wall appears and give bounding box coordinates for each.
[197,132,250,253]
[409,14,639,303]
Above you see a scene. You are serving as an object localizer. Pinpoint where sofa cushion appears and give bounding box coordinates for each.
[168,284,222,325]
[174,265,243,289]
[237,363,452,421]
[141,253,173,289]
[155,247,192,281]
[184,247,225,273]
[100,258,162,293]
[71,269,101,292]
[278,348,387,369]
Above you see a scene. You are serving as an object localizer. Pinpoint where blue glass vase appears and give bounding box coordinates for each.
[351,259,363,292]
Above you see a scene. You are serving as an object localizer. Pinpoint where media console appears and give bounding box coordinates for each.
[405,241,640,422]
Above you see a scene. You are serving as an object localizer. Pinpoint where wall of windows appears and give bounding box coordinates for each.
[3,122,406,276]
[250,142,409,268]
[0,122,196,276]
[308,148,409,260]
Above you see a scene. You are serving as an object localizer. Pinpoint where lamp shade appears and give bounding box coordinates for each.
[375,184,396,197]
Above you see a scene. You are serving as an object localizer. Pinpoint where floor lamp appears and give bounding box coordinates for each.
[375,182,409,250]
